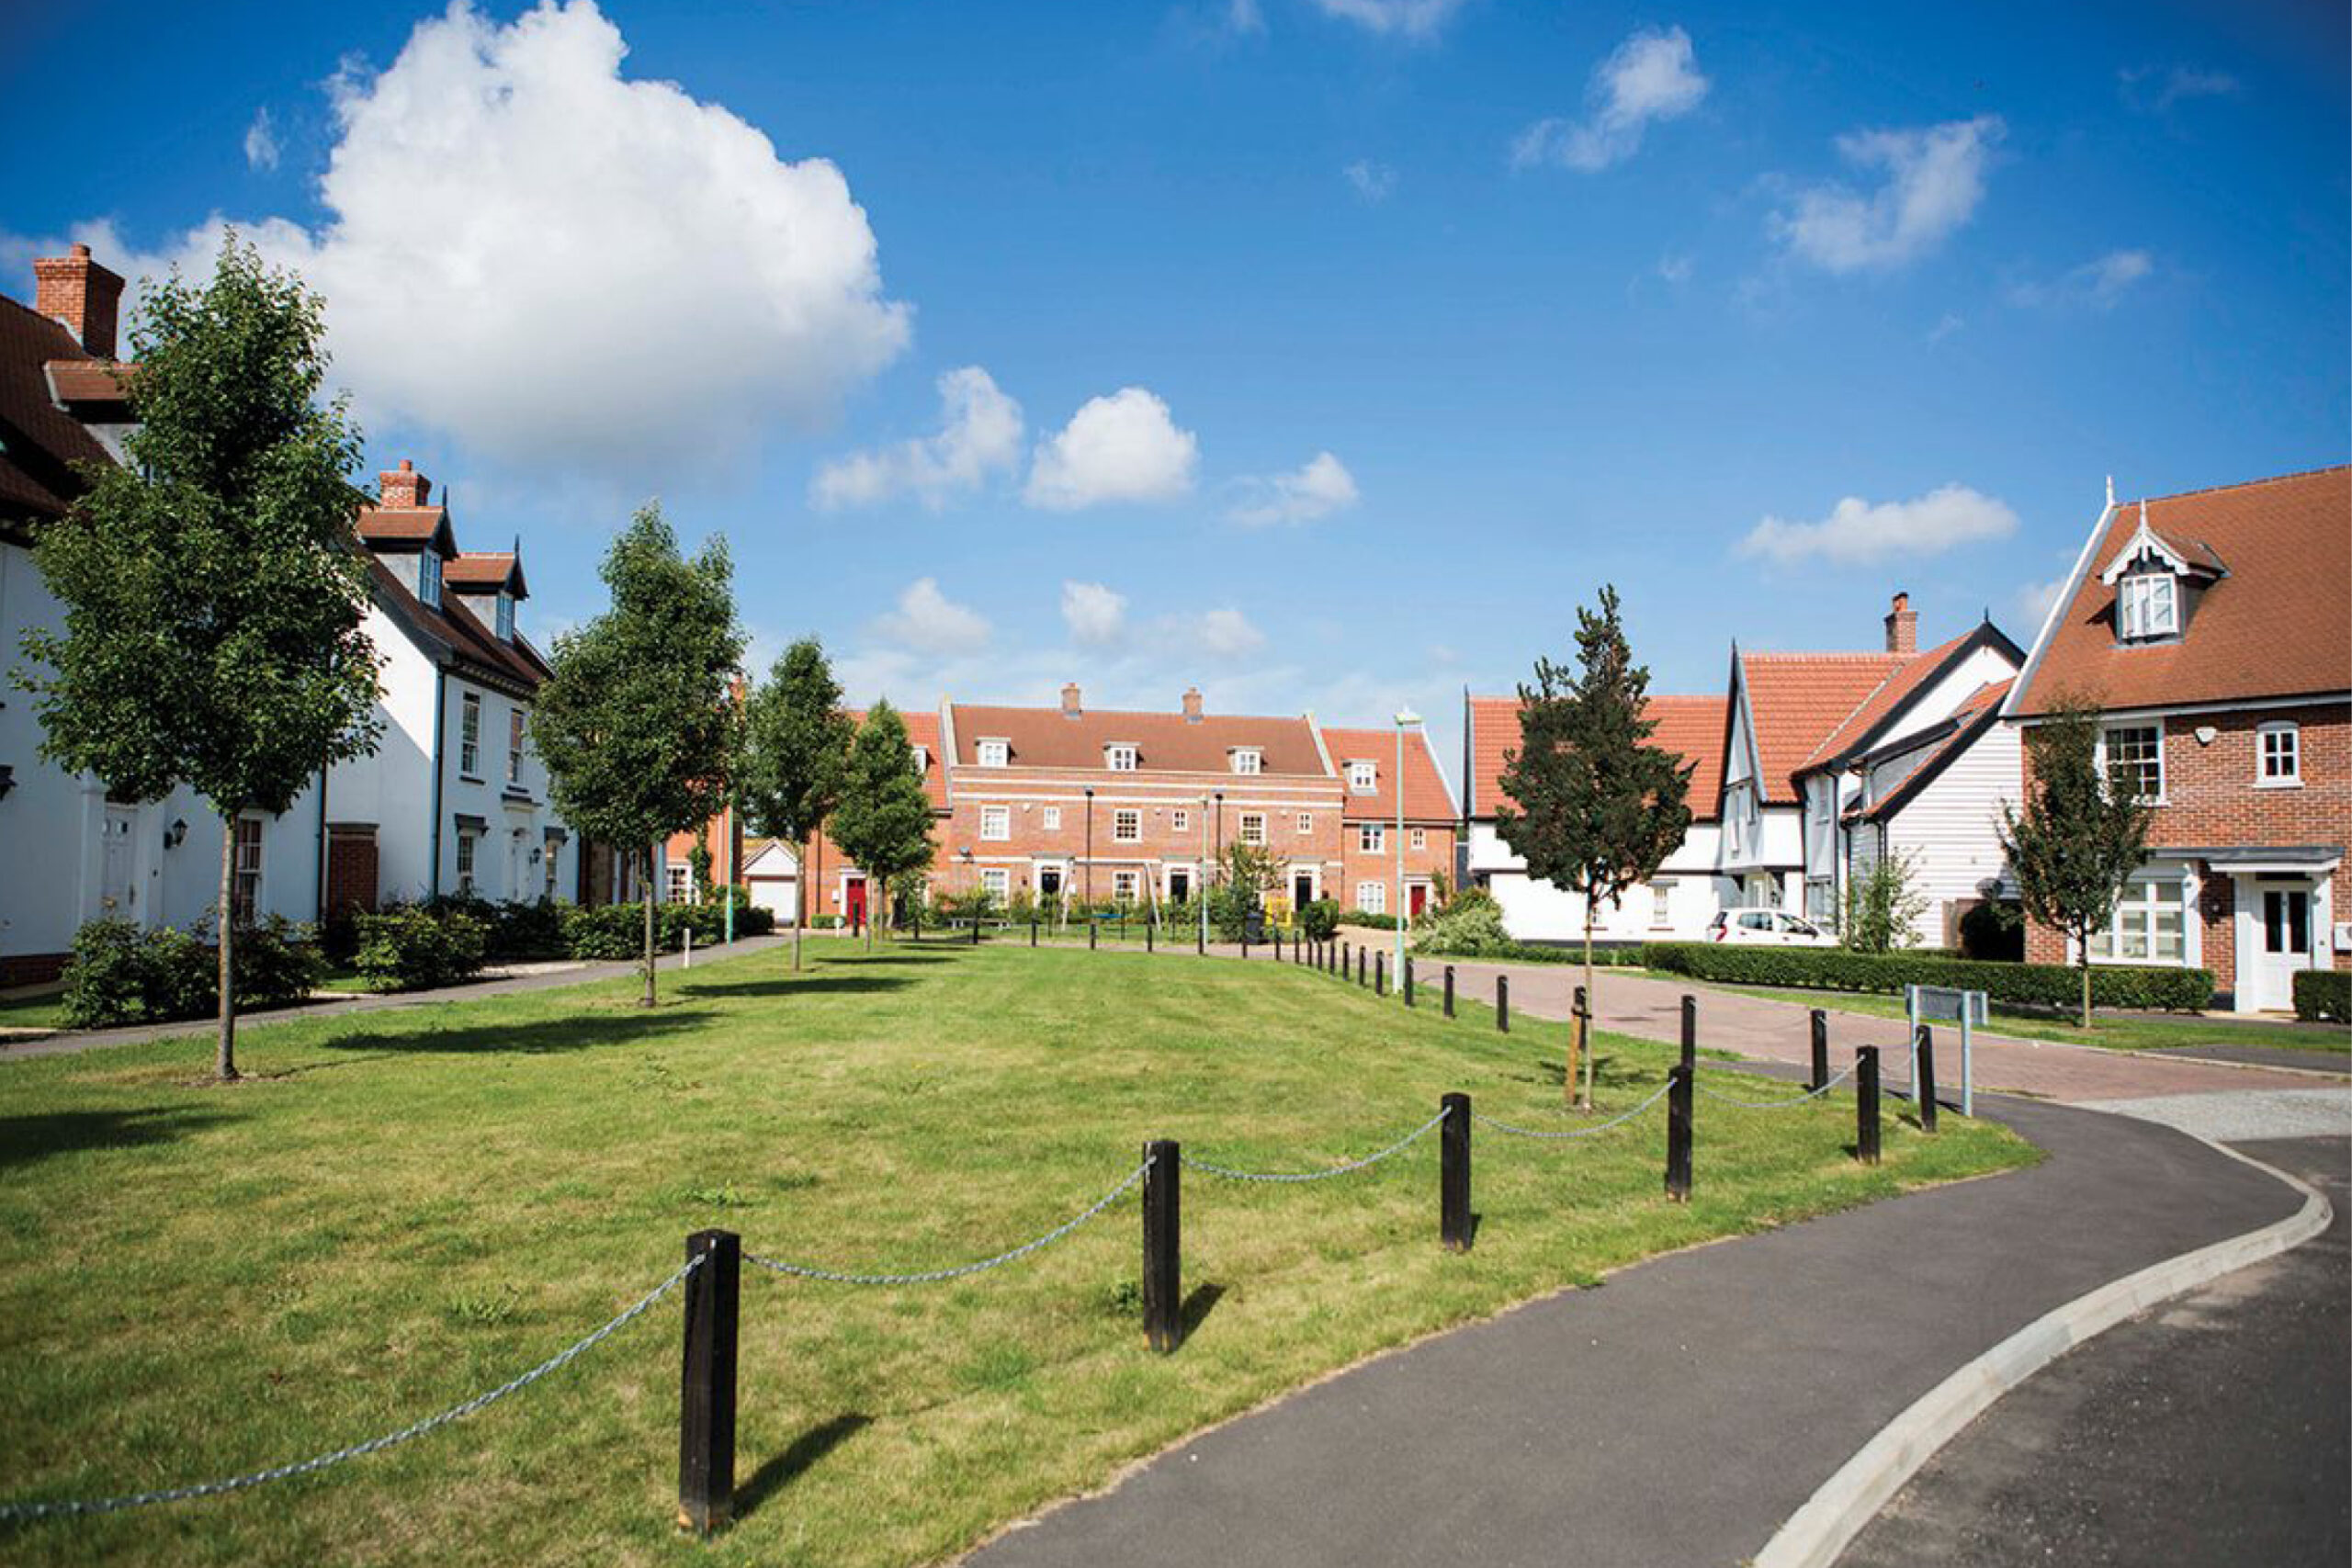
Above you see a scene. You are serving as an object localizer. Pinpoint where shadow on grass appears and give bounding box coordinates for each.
[820,951,952,966]
[0,1106,235,1170]
[676,976,915,1000]
[316,1009,716,1055]
[1179,1281,1226,1344]
[736,1413,873,1521]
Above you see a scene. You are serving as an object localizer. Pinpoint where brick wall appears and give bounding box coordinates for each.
[1338,820,1457,917]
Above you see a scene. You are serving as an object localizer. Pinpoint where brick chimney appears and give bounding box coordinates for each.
[379,459,432,509]
[33,243,125,359]
[1181,686,1203,722]
[1061,681,1082,716]
[1884,592,1917,656]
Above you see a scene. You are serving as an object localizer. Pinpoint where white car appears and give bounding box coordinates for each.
[1707,908,1836,946]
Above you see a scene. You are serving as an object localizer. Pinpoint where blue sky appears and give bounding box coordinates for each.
[4,0,2345,778]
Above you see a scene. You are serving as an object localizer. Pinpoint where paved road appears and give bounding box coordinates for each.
[964,1097,2305,1568]
[1841,1136,2348,1568]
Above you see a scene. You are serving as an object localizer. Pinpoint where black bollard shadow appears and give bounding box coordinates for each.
[735,1413,873,1521]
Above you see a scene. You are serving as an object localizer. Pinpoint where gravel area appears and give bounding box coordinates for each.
[2073,1088,2352,1141]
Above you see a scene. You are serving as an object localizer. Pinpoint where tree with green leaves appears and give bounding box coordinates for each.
[532,504,741,1007]
[1842,846,1931,954]
[828,701,936,948]
[1998,695,2153,1029]
[738,637,855,971]
[18,235,381,1082]
[1497,586,1693,1108]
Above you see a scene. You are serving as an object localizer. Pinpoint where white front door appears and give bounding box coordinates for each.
[101,805,138,919]
[2241,881,2317,1012]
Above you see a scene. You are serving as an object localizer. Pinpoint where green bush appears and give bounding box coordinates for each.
[354,905,488,992]
[60,916,322,1027]
[2293,968,2350,1022]
[1297,898,1340,941]
[1410,887,1512,957]
[1643,942,2213,1012]
[1345,910,1403,931]
[811,913,842,930]
[560,895,768,960]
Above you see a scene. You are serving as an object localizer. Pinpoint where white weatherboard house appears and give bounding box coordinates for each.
[0,243,576,984]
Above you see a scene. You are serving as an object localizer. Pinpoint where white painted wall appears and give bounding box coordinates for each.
[1468,819,1733,942]
[1874,719,2022,946]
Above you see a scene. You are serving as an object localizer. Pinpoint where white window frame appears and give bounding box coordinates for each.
[977,739,1009,768]
[507,707,526,786]
[1111,869,1141,904]
[1170,807,1188,833]
[1165,863,1194,903]
[981,805,1011,841]
[1238,812,1267,847]
[1348,761,1376,793]
[2087,869,2190,966]
[544,836,561,898]
[1356,879,1386,915]
[459,692,482,778]
[664,863,690,904]
[1651,879,1676,929]
[2257,722,2301,788]
[1231,748,1262,776]
[2098,721,2165,805]
[1410,827,1427,851]
[1041,805,1062,830]
[1358,823,1385,853]
[1113,808,1141,843]
[2118,570,2178,641]
[1104,744,1138,772]
[232,815,265,924]
[1297,811,1314,836]
[910,745,928,775]
[455,829,480,898]
[494,590,514,641]
[979,866,1011,901]
[418,547,443,609]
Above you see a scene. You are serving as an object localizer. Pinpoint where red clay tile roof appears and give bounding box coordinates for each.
[356,504,454,549]
[947,704,1326,776]
[1736,651,1910,801]
[1320,726,1457,823]
[1466,694,1727,822]
[1798,628,1978,773]
[446,551,525,595]
[0,294,114,530]
[846,707,949,810]
[1849,679,2013,824]
[2011,467,2351,716]
[43,359,130,408]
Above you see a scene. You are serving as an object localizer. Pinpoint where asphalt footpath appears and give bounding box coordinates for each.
[1840,1134,2349,1568]
[963,1095,2305,1568]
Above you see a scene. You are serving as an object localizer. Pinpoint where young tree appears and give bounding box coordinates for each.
[1496,586,1692,1108]
[738,637,854,971]
[19,236,381,1082]
[1842,847,1931,954]
[828,701,935,949]
[532,505,741,1007]
[1998,696,2153,1029]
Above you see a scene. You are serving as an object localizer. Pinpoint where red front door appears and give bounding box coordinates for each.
[845,877,867,928]
[1408,883,1429,918]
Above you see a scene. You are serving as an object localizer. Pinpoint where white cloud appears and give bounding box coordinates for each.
[1060,581,1129,647]
[74,2,908,481]
[810,366,1023,511]
[1307,0,1467,41]
[2008,249,2154,310]
[1512,26,1709,173]
[2121,65,2241,112]
[1227,451,1360,525]
[1227,0,1266,34]
[2015,576,2068,629]
[1195,607,1268,659]
[1344,159,1396,203]
[1928,310,1965,344]
[1024,387,1199,510]
[1656,252,1694,284]
[1737,483,2020,565]
[1771,115,2003,274]
[874,577,991,655]
[243,107,280,171]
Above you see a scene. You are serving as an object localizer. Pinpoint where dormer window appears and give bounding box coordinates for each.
[418,547,443,609]
[494,590,515,642]
[1348,761,1376,793]
[1230,748,1261,776]
[1105,744,1138,772]
[910,745,928,775]
[2118,570,2177,641]
[977,739,1009,768]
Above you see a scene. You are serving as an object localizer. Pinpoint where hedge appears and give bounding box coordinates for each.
[61,916,322,1028]
[1643,942,2214,1012]
[2294,969,2350,1023]
[353,906,488,992]
[560,892,773,960]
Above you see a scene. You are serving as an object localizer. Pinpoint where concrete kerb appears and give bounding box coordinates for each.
[1753,1133,2335,1568]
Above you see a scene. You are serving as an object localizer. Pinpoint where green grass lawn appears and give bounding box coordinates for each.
[1642,971,2350,1056]
[0,943,2030,1567]
[0,989,66,1031]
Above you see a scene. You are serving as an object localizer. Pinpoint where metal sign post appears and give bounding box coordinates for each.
[1906,985,1983,1117]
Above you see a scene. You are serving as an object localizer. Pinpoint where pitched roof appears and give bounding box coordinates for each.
[1319,726,1457,822]
[1795,621,2023,776]
[847,707,949,809]
[946,703,1326,776]
[2009,467,2351,716]
[355,504,455,551]
[1849,679,2013,824]
[43,359,131,411]
[0,293,115,532]
[1735,651,1909,801]
[446,550,526,595]
[1465,693,1726,822]
[366,555,551,694]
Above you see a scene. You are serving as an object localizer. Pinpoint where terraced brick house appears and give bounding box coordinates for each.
[2002,468,2350,1011]
[1321,725,1458,920]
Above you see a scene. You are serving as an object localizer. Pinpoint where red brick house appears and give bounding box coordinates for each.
[1321,725,1458,919]
[2002,467,2350,1011]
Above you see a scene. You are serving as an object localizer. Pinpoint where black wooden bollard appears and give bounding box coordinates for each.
[1443,964,1455,1018]
[1272,930,1282,962]
[1915,1024,1939,1134]
[912,908,921,941]
[1809,1009,1829,1093]
[1664,1063,1693,1203]
[970,915,980,946]
[1856,1048,1882,1166]
[1089,919,1098,951]
[1241,933,1250,961]
[1147,920,1154,953]
[1440,1092,1473,1251]
[1374,951,1385,997]
[679,1228,741,1535]
[1030,917,1037,947]
[1404,957,1415,1008]
[1196,921,1205,956]
[1142,1139,1182,1353]
[1679,993,1697,1074]
[1496,974,1510,1032]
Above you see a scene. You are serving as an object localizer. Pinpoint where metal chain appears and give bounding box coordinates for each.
[1694,1061,1858,1110]
[0,1254,703,1523]
[744,1156,1153,1285]
[1474,1079,1674,1141]
[1181,1106,1453,1183]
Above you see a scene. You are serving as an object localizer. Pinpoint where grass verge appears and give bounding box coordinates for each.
[0,942,2029,1567]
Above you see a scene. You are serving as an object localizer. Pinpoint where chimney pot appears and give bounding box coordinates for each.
[1061,682,1082,716]
[1182,686,1203,721]
[379,461,432,510]
[1884,591,1917,656]
[32,245,125,360]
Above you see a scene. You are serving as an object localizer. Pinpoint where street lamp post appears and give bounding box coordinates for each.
[1197,794,1212,951]
[1083,787,1095,915]
[1394,707,1421,997]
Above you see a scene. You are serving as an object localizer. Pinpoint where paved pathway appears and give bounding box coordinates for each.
[965,1095,2309,1568]
[1841,1135,2348,1568]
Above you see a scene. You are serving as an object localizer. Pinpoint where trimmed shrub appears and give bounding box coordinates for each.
[1644,942,2212,1012]
[1345,910,1403,931]
[1410,887,1512,957]
[59,916,322,1027]
[811,913,842,930]
[560,896,769,960]
[2294,968,2350,1023]
[1298,898,1341,941]
[353,906,488,992]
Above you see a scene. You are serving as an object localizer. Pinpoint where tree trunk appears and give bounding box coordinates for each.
[2079,952,2092,1032]
[869,875,883,951]
[215,815,240,1082]
[641,845,658,1008]
[1570,900,1595,1110]
[792,835,807,972]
